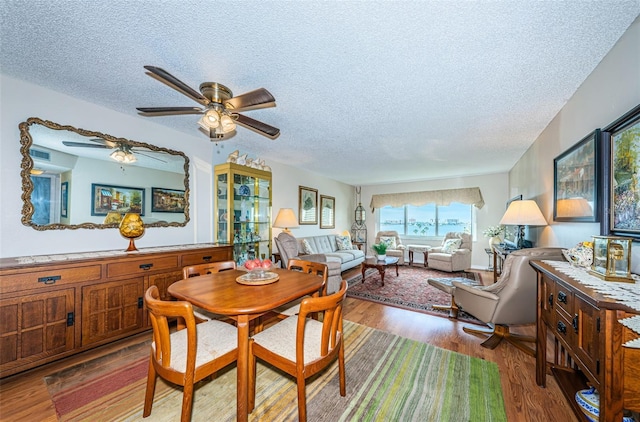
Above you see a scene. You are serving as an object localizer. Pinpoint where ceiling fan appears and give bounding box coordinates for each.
[136,66,280,141]
[62,138,167,163]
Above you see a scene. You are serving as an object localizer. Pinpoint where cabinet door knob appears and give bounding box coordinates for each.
[548,293,554,307]
[557,291,567,304]
[572,314,579,333]
[557,321,567,334]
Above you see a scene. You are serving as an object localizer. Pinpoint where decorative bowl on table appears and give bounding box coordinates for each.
[243,258,275,279]
[562,241,593,268]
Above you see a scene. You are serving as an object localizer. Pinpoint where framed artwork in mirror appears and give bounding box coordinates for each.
[602,104,640,238]
[60,181,68,218]
[553,129,600,222]
[298,186,318,225]
[151,187,186,213]
[91,183,145,216]
[320,195,335,229]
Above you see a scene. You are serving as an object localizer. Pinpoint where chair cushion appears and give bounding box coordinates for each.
[302,239,315,254]
[159,319,238,373]
[442,238,462,253]
[335,235,353,250]
[252,316,331,363]
[379,236,397,249]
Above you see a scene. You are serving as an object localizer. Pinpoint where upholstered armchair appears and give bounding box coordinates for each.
[452,247,565,355]
[373,231,406,265]
[427,232,472,272]
[273,232,342,294]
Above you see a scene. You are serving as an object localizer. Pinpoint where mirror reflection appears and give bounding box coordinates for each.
[20,117,190,230]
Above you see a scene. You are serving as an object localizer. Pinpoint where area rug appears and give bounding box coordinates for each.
[347,266,483,323]
[45,321,506,421]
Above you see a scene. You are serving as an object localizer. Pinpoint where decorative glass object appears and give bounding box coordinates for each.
[103,211,122,224]
[589,235,633,282]
[119,213,145,252]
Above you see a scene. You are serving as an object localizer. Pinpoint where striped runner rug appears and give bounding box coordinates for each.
[46,321,506,421]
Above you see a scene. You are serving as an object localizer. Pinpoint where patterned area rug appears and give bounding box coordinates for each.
[347,265,483,323]
[45,321,506,421]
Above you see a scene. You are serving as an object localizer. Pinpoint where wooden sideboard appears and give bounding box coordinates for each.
[0,243,232,378]
[531,260,640,422]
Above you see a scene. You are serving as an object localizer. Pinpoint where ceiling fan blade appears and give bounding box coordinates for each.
[136,106,203,115]
[143,65,210,106]
[233,113,280,139]
[134,151,168,163]
[62,141,110,149]
[224,88,276,112]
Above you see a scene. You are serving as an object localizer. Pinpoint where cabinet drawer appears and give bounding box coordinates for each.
[181,249,232,266]
[0,265,102,294]
[554,313,576,350]
[106,256,178,278]
[554,283,574,317]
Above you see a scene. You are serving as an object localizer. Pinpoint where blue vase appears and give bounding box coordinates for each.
[575,387,636,422]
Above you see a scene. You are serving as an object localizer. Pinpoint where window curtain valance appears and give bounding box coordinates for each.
[369,187,485,212]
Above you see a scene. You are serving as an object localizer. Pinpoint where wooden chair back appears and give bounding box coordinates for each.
[182,260,236,279]
[287,258,328,296]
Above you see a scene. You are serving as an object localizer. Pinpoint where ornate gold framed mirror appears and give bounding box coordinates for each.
[20,117,190,230]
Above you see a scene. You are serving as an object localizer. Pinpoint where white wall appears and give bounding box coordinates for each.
[509,16,640,268]
[0,75,353,258]
[360,172,510,269]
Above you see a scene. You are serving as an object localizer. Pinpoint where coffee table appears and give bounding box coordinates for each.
[361,256,399,286]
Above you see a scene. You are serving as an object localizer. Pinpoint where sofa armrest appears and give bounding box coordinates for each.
[297,253,328,263]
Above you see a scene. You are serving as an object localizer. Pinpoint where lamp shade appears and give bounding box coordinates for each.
[499,200,547,226]
[273,208,299,232]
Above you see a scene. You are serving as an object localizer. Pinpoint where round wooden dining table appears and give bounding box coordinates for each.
[168,267,324,422]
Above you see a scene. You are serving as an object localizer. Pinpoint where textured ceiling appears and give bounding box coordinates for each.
[2,1,639,185]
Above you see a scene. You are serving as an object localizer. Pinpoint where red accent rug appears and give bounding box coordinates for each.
[347,265,482,323]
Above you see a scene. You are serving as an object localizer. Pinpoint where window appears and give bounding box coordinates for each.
[379,202,473,238]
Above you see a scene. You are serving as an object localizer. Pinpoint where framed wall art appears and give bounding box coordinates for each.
[60,181,68,218]
[553,130,600,222]
[320,195,335,229]
[91,183,145,216]
[602,104,640,238]
[298,186,318,225]
[151,187,186,213]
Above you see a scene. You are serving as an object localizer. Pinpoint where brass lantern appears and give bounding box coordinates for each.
[589,235,634,283]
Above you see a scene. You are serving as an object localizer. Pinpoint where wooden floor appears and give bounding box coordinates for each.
[0,267,577,422]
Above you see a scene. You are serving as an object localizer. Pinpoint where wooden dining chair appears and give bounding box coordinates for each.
[143,285,238,422]
[181,260,237,324]
[248,280,347,422]
[182,260,236,279]
[272,259,328,319]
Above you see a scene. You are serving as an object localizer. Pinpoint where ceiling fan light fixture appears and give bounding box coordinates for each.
[220,114,236,133]
[110,149,137,164]
[198,109,220,130]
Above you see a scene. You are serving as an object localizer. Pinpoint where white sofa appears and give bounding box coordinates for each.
[274,232,365,272]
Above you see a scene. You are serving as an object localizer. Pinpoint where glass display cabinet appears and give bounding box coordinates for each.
[214,163,272,265]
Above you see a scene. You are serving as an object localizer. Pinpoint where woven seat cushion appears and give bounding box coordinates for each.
[252,316,339,363]
[154,319,238,373]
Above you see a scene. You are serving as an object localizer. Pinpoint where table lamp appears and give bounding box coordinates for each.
[499,200,547,249]
[273,208,299,233]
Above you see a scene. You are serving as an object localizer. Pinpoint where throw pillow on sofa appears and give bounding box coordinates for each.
[302,239,315,254]
[379,236,397,249]
[336,235,353,250]
[442,238,462,254]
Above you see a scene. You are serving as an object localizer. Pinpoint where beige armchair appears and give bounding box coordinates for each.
[374,231,406,264]
[452,247,565,356]
[427,232,472,272]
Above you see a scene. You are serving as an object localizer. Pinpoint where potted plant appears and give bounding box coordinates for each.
[372,243,388,261]
[482,225,505,248]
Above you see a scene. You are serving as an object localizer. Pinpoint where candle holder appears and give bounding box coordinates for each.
[119,213,145,252]
[589,235,633,283]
